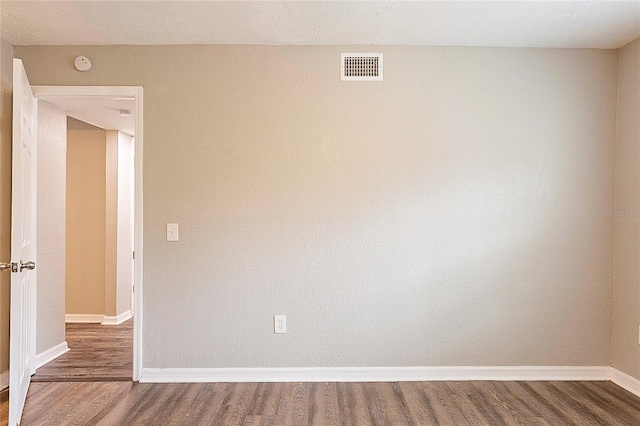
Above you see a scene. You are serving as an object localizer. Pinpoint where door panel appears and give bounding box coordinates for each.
[8,58,37,426]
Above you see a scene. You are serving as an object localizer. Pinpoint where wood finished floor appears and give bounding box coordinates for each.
[2,323,639,424]
[1,380,638,425]
[31,319,133,382]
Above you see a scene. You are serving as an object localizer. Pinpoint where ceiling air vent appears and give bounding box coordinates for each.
[341,53,383,81]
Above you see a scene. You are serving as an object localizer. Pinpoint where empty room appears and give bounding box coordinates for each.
[0,1,639,425]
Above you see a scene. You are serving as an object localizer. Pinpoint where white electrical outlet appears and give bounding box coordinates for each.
[274,315,286,334]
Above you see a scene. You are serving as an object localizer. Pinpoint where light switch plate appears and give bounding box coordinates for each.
[166,223,179,242]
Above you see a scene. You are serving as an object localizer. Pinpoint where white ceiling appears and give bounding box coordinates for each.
[1,1,639,49]
[40,97,136,136]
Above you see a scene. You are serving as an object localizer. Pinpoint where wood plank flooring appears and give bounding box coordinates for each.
[31,319,132,382]
[1,380,638,425]
[3,322,639,424]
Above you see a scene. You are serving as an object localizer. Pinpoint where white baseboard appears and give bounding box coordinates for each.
[102,310,132,325]
[140,366,612,384]
[65,313,104,323]
[35,342,69,369]
[611,368,640,398]
[0,369,8,390]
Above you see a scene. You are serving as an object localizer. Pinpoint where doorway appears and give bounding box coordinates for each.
[33,110,135,381]
[31,86,143,382]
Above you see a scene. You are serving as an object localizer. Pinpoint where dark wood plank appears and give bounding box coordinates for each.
[291,382,310,426]
[370,382,414,425]
[315,382,340,426]
[260,382,284,417]
[346,382,375,425]
[334,382,353,426]
[486,381,551,425]
[427,380,468,423]
[219,382,259,425]
[525,381,598,426]
[445,381,494,425]
[397,381,441,424]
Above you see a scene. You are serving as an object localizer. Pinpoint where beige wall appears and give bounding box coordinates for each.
[612,37,640,380]
[0,39,13,375]
[15,45,618,369]
[36,101,67,354]
[66,118,106,315]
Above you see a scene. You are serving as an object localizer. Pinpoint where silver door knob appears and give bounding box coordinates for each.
[20,261,35,272]
[1,262,18,272]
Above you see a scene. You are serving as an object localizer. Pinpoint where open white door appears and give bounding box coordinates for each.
[8,58,38,426]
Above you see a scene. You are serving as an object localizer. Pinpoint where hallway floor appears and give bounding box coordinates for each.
[31,319,132,382]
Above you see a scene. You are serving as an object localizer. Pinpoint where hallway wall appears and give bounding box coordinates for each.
[116,132,134,317]
[612,36,640,380]
[106,130,134,318]
[66,118,106,315]
[36,101,67,354]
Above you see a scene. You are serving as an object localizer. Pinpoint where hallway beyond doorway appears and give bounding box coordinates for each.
[31,320,132,382]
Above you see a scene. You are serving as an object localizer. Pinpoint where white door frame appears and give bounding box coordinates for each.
[31,86,144,381]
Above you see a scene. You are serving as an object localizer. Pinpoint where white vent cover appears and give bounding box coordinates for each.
[341,53,383,81]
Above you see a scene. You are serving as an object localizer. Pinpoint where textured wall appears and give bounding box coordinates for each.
[15,45,617,368]
[0,39,13,374]
[66,119,106,315]
[612,37,640,380]
[36,101,67,353]
[116,132,134,316]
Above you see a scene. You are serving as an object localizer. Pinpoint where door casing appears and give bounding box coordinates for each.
[32,86,144,381]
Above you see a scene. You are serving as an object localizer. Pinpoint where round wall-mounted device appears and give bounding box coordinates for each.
[74,56,92,72]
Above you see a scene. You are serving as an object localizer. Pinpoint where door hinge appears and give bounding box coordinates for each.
[133,251,135,260]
